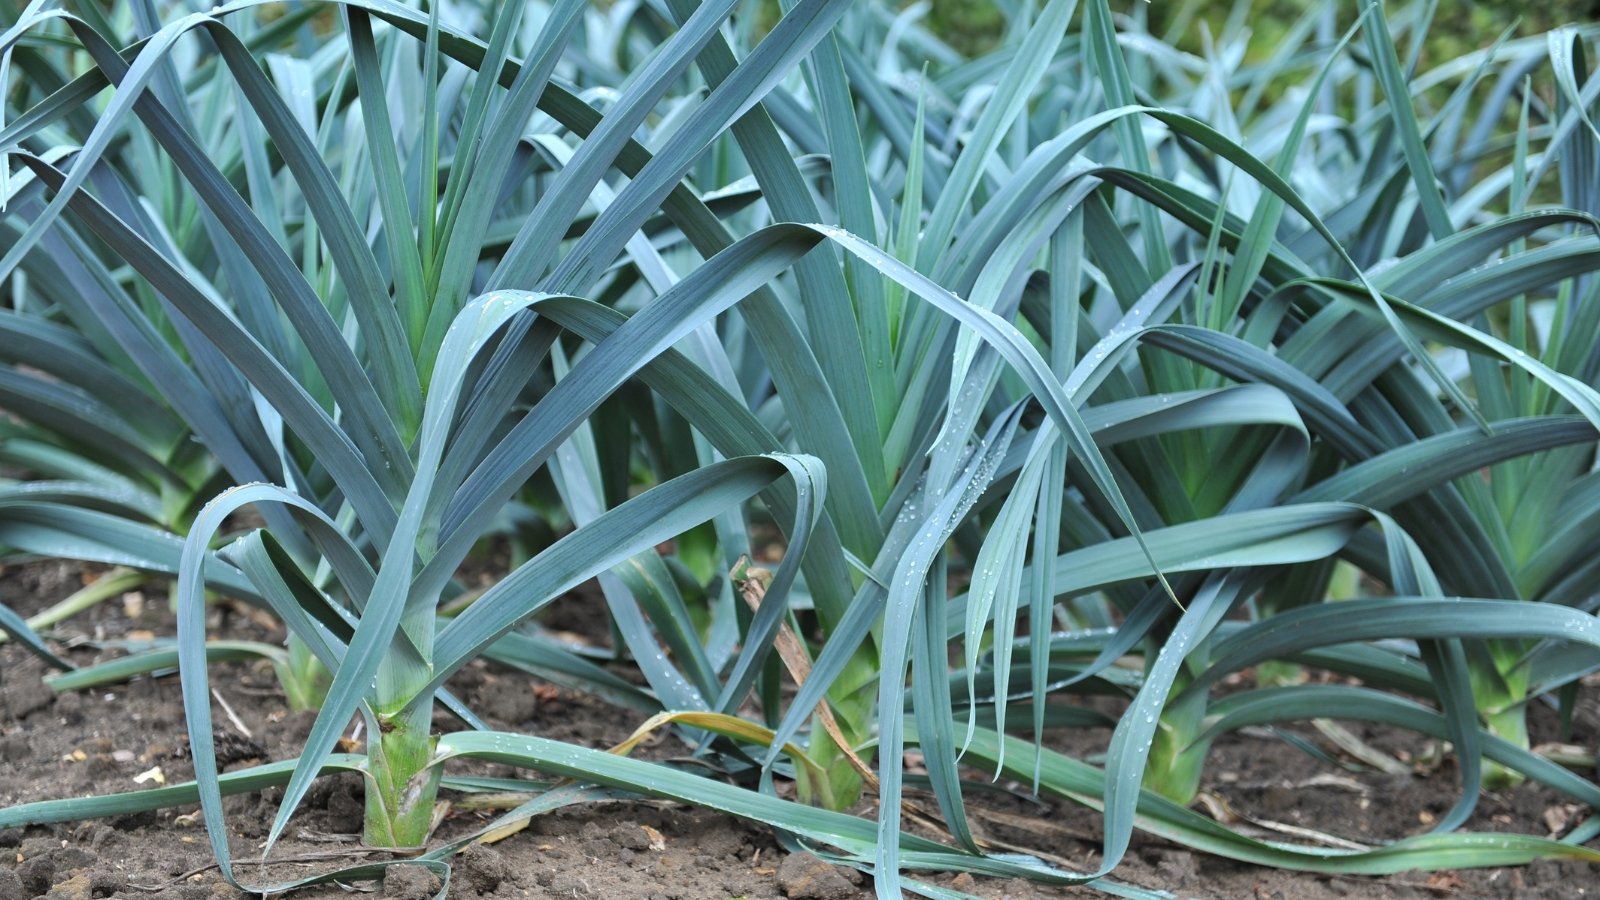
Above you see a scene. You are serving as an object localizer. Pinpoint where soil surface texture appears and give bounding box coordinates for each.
[1,560,1596,899]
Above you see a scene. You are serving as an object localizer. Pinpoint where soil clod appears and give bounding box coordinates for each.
[381,864,440,900]
[322,782,364,835]
[15,853,55,896]
[0,663,55,721]
[42,871,91,900]
[457,842,506,894]
[0,867,24,900]
[776,853,860,900]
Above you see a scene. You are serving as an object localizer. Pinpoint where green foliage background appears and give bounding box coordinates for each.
[927,0,1598,57]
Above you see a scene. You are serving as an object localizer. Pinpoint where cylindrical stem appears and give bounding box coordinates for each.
[363,703,441,848]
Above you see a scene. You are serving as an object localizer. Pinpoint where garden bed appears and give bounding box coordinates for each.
[2,561,1593,900]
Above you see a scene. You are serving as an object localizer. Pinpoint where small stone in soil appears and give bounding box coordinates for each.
[381,864,441,900]
[777,853,860,900]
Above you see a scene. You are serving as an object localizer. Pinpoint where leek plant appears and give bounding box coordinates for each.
[0,0,1599,897]
[0,0,878,859]
[0,0,333,671]
[1006,0,1600,799]
[0,0,1145,887]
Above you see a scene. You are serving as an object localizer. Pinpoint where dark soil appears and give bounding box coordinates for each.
[1,559,1596,899]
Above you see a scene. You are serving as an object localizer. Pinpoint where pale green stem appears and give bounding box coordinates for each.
[362,702,442,848]
[1145,682,1211,804]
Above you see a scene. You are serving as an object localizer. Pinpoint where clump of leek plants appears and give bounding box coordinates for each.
[1044,0,1600,800]
[1,0,1599,897]
[0,0,1165,892]
[0,0,879,866]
